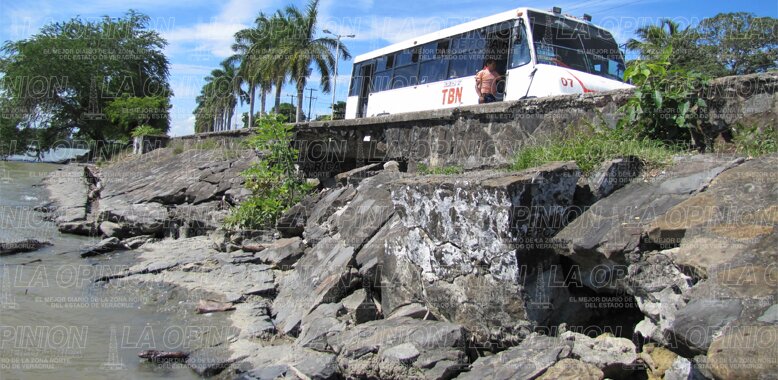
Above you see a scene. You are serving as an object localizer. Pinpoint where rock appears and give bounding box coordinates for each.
[121,234,151,249]
[622,251,692,346]
[99,221,126,238]
[254,237,304,268]
[329,317,469,380]
[341,289,367,313]
[587,156,643,200]
[333,172,399,248]
[757,304,778,323]
[670,299,742,354]
[42,165,89,226]
[98,200,169,237]
[387,303,435,320]
[57,221,95,236]
[381,342,420,363]
[138,350,189,362]
[232,342,340,380]
[295,303,347,351]
[272,236,357,336]
[386,163,581,347]
[195,299,235,314]
[276,191,324,238]
[80,237,124,257]
[707,325,778,379]
[0,239,52,255]
[334,162,382,186]
[664,355,706,380]
[559,332,638,378]
[456,333,570,380]
[537,358,604,380]
[384,160,400,172]
[341,289,381,324]
[554,155,744,291]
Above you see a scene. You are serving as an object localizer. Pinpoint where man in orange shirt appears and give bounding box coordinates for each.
[475,59,501,103]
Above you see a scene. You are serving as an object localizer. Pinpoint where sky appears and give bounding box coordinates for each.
[1,0,776,136]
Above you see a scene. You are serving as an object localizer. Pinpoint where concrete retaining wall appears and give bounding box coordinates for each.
[172,72,777,176]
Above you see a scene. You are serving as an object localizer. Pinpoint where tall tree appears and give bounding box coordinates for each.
[696,13,778,75]
[278,0,350,122]
[0,10,171,147]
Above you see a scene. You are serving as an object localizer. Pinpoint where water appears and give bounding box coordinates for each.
[1,161,228,379]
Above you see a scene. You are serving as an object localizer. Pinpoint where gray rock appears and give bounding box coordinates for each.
[233,342,340,380]
[664,356,706,380]
[457,333,570,380]
[121,235,154,249]
[384,160,400,172]
[588,156,643,200]
[80,237,124,257]
[537,358,604,380]
[387,303,435,320]
[670,299,742,354]
[329,317,469,380]
[757,304,778,323]
[559,331,638,378]
[254,237,304,268]
[334,162,382,186]
[272,236,357,336]
[57,221,95,236]
[0,239,52,255]
[381,342,420,363]
[295,303,347,351]
[333,172,399,248]
[99,221,125,238]
[554,155,744,291]
[98,200,169,237]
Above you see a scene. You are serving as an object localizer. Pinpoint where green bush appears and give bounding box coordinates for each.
[619,47,710,145]
[224,114,314,230]
[511,126,682,175]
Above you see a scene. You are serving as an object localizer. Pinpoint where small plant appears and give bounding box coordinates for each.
[131,124,164,138]
[619,47,710,146]
[417,163,464,175]
[224,114,314,230]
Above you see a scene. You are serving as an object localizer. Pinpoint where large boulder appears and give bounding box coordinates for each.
[328,317,470,379]
[384,162,582,348]
[98,199,169,237]
[456,333,571,380]
[554,154,744,292]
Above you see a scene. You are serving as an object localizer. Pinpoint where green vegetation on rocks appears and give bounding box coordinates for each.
[225,115,314,229]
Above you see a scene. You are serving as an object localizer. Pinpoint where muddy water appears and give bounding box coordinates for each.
[1,162,232,379]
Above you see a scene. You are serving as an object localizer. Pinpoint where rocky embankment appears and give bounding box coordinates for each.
[42,145,778,380]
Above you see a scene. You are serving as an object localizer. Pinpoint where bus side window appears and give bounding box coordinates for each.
[511,28,531,68]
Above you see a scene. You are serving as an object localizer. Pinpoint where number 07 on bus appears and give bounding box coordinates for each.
[345,6,632,119]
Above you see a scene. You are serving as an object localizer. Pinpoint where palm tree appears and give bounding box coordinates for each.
[193,60,243,132]
[231,13,276,129]
[626,19,681,60]
[277,0,351,122]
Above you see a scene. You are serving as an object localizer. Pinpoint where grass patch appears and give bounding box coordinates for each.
[417,163,464,175]
[511,127,684,175]
[731,124,777,157]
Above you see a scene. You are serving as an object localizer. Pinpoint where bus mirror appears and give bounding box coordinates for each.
[514,19,524,45]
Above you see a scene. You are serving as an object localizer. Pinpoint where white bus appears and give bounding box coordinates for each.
[345,7,631,119]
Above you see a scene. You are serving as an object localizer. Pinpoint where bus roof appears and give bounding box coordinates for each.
[352,7,601,63]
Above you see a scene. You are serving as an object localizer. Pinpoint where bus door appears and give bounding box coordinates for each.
[357,63,374,118]
[485,22,512,98]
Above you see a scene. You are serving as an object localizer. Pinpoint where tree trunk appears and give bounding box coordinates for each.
[248,82,256,128]
[274,79,283,113]
[227,108,233,131]
[260,84,267,116]
[296,81,304,123]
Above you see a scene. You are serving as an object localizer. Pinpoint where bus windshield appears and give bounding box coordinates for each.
[528,11,625,81]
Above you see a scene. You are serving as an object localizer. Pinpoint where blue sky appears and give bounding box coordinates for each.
[1,0,776,136]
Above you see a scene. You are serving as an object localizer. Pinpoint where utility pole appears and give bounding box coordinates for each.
[323,30,355,120]
[306,88,318,122]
